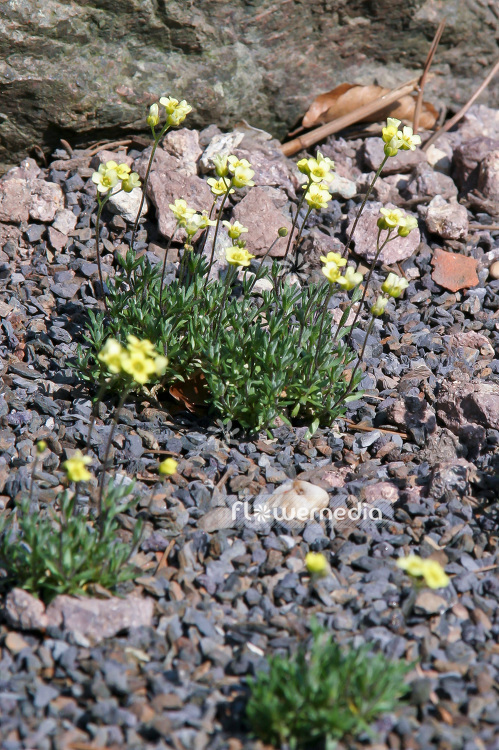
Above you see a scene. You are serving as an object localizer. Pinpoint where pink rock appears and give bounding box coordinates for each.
[4,588,49,630]
[405,164,458,200]
[29,180,64,222]
[4,588,154,644]
[346,202,420,264]
[232,186,296,258]
[425,196,469,240]
[436,380,499,434]
[48,226,68,251]
[163,128,203,175]
[45,594,154,644]
[452,137,499,192]
[134,147,212,239]
[477,150,499,205]
[0,179,31,223]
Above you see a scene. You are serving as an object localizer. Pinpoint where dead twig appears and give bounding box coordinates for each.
[344,419,408,439]
[86,139,133,156]
[413,18,446,133]
[154,538,176,576]
[280,77,421,157]
[423,57,499,151]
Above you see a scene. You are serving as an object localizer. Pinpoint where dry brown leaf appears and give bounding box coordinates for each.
[169,371,209,412]
[302,83,438,130]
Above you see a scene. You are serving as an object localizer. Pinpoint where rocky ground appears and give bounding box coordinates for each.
[0,104,498,750]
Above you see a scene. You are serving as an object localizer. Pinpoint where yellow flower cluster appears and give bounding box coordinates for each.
[98,335,168,385]
[382,118,422,157]
[377,207,418,237]
[396,555,450,589]
[320,252,363,290]
[91,160,141,195]
[63,450,92,483]
[207,154,255,197]
[147,97,192,129]
[168,200,215,238]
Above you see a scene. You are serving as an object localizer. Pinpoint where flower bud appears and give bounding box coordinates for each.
[146,103,160,128]
[278,227,288,237]
[37,440,47,454]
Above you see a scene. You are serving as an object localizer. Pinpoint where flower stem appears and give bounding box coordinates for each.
[130,124,169,254]
[203,180,232,290]
[332,315,375,410]
[159,224,179,311]
[282,177,312,264]
[97,387,130,536]
[342,154,388,259]
[310,285,333,377]
[86,381,108,454]
[213,265,236,343]
[95,194,110,310]
[345,228,390,343]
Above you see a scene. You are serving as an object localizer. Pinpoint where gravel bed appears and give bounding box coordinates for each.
[0,106,498,750]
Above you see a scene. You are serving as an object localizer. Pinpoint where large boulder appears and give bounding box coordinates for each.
[1,0,498,172]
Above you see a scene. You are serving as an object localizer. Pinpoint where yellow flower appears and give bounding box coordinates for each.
[305,183,331,210]
[120,350,158,385]
[319,252,347,267]
[213,154,229,177]
[396,555,426,576]
[381,272,409,298]
[382,117,401,144]
[37,440,47,454]
[115,163,131,180]
[384,137,402,158]
[398,126,422,151]
[321,261,341,284]
[154,355,168,377]
[398,215,418,237]
[159,96,180,114]
[420,559,450,589]
[228,155,252,172]
[207,177,234,196]
[297,158,310,176]
[305,552,328,576]
[91,166,119,194]
[167,100,192,127]
[226,246,255,267]
[307,152,334,183]
[147,102,160,128]
[121,172,141,193]
[379,207,404,229]
[337,265,363,290]
[126,335,157,357]
[184,212,216,237]
[98,338,124,374]
[231,165,255,189]
[371,296,388,317]
[169,199,196,223]
[159,457,178,476]
[63,451,92,483]
[222,220,248,240]
[396,555,450,589]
